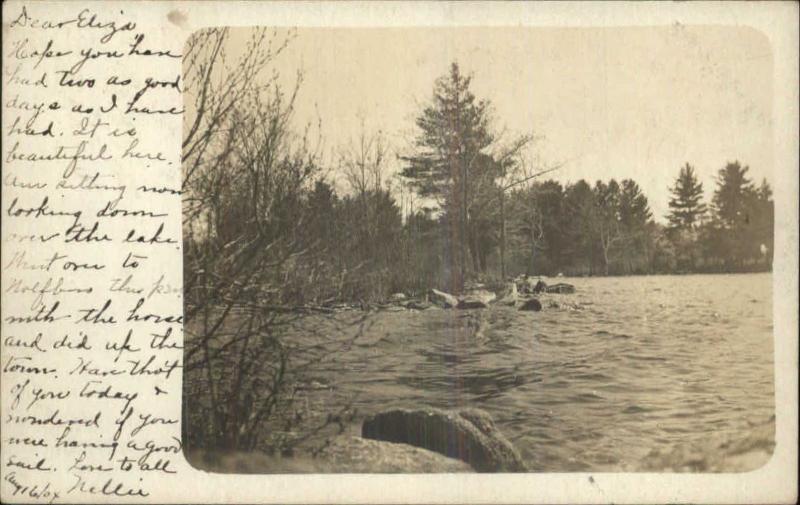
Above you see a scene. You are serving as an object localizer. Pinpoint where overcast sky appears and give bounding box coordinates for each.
[223,26,773,221]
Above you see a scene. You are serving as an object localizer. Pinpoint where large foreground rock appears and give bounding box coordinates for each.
[185,437,473,474]
[429,288,458,308]
[362,408,528,472]
[316,435,473,473]
[457,289,497,309]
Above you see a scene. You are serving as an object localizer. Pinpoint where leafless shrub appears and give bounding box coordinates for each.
[182,28,362,455]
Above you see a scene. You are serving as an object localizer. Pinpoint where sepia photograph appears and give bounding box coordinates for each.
[180,26,775,474]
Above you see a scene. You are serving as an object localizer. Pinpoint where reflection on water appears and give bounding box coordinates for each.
[300,273,774,471]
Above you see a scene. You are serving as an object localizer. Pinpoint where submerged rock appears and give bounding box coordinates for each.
[316,435,473,473]
[518,298,542,312]
[361,408,528,472]
[429,288,458,308]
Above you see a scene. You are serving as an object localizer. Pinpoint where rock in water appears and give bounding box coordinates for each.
[429,288,458,308]
[457,289,497,309]
[516,276,532,294]
[316,436,473,473]
[545,283,575,294]
[518,298,542,312]
[458,298,488,309]
[361,408,528,472]
[533,280,548,293]
[389,292,407,302]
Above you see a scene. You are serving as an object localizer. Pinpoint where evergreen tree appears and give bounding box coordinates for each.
[711,161,755,229]
[756,178,773,203]
[748,178,774,268]
[667,163,706,230]
[562,180,597,274]
[619,179,652,230]
[594,179,622,275]
[708,161,757,269]
[306,180,338,240]
[618,179,653,273]
[401,62,496,291]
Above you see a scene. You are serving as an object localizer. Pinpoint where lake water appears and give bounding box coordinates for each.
[292,273,775,471]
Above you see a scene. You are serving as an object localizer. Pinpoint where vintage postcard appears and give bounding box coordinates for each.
[1,1,797,504]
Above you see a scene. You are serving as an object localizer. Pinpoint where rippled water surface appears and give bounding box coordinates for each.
[301,273,774,471]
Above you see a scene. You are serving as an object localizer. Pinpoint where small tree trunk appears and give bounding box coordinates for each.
[499,190,506,280]
[461,163,468,288]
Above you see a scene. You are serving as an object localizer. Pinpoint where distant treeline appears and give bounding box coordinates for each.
[248,161,773,302]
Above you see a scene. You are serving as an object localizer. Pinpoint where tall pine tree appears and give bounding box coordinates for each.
[401,62,496,291]
[619,180,652,273]
[712,161,755,229]
[708,161,758,269]
[667,163,707,230]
